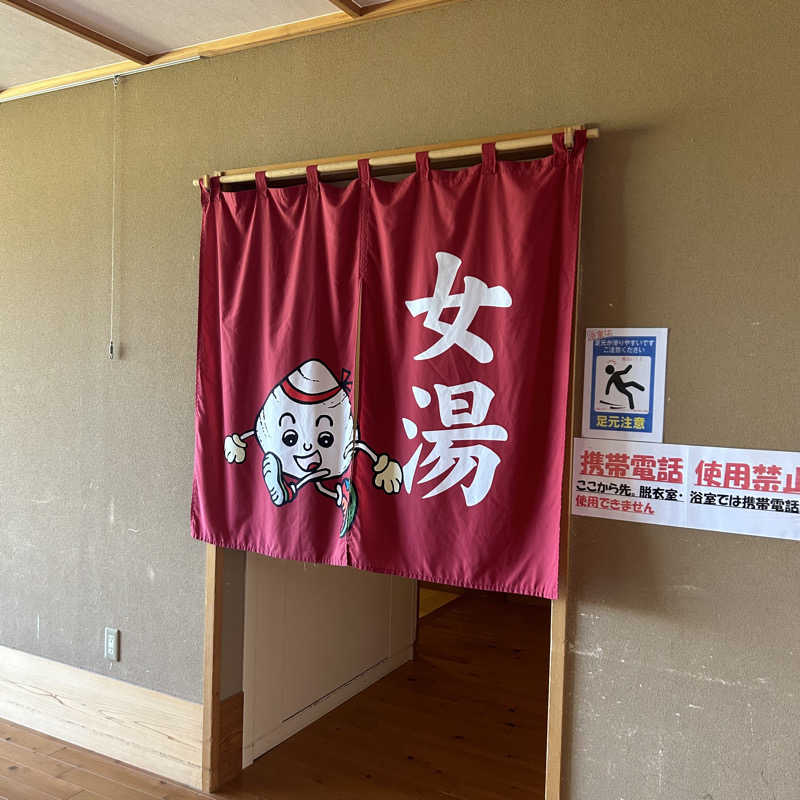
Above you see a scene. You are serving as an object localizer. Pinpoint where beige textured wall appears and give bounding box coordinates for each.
[0,78,208,700]
[1,0,798,794]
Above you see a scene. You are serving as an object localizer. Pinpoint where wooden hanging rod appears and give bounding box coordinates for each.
[192,125,599,187]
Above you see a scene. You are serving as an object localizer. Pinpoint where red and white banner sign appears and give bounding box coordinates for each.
[572,439,688,527]
[192,134,587,598]
[573,438,800,540]
[688,445,800,539]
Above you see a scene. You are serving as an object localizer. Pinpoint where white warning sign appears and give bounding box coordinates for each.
[582,328,668,442]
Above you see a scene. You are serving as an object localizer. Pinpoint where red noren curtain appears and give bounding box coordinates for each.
[192,131,586,598]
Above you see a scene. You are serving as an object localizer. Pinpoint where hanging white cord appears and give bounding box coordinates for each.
[108,76,119,359]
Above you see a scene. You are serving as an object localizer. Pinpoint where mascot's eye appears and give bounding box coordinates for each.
[282,430,298,447]
[318,431,334,449]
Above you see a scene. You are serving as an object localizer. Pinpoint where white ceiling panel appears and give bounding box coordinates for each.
[0,0,415,98]
[0,3,117,89]
[35,0,338,55]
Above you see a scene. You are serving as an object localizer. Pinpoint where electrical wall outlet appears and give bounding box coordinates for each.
[104,627,119,661]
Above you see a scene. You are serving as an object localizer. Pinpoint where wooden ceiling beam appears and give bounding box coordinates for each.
[0,0,466,102]
[0,0,152,64]
[327,0,365,17]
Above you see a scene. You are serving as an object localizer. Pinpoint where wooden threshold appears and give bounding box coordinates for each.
[0,0,466,102]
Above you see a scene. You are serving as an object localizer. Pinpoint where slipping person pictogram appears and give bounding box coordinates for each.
[604,364,645,410]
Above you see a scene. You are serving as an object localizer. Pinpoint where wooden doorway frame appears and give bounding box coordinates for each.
[200,244,582,800]
[202,428,577,796]
[201,390,578,798]
[198,124,594,793]
[201,545,244,793]
[201,544,224,793]
[203,447,577,798]
[544,226,582,799]
[544,438,576,800]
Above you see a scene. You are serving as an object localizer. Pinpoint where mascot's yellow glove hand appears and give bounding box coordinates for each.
[373,454,403,494]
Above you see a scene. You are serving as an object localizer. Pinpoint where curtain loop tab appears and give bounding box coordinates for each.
[255,171,268,194]
[306,165,320,192]
[551,132,567,155]
[358,158,371,185]
[209,175,221,198]
[198,175,210,205]
[481,142,497,174]
[416,151,431,180]
[572,128,588,153]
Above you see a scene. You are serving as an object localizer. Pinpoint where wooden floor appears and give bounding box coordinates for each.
[0,592,549,800]
[0,719,203,800]
[417,584,462,618]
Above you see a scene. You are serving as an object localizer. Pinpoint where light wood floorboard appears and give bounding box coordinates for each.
[0,719,206,800]
[0,591,548,799]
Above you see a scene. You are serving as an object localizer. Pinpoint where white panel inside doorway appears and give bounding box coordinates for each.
[243,554,418,766]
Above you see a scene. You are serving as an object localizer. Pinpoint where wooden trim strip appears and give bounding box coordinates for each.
[202,543,225,793]
[194,126,600,186]
[0,0,152,64]
[544,184,585,800]
[0,0,465,102]
[194,0,465,59]
[0,645,202,788]
[217,691,244,787]
[328,0,365,17]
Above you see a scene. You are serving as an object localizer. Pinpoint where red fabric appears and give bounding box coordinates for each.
[192,133,585,596]
[191,170,362,565]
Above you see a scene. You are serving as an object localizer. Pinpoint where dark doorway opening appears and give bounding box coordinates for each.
[230,590,550,799]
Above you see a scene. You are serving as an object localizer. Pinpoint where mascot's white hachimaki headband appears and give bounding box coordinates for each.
[224,360,352,468]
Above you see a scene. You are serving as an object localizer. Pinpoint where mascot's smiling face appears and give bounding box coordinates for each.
[255,360,354,480]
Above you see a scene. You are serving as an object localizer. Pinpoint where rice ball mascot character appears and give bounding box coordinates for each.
[224,359,402,536]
